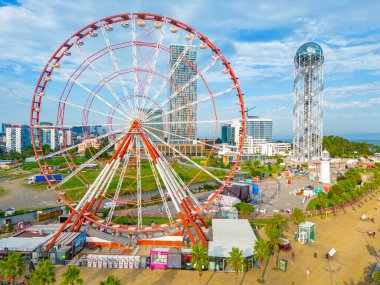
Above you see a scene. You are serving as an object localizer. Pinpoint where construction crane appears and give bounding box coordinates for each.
[244,106,256,117]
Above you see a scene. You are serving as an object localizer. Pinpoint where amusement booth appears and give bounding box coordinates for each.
[150,247,169,269]
[298,222,315,244]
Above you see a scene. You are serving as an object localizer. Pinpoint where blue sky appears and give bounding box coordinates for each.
[0,0,380,139]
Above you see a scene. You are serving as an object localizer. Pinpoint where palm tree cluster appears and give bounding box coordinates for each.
[311,168,380,214]
[0,252,25,285]
[31,259,56,285]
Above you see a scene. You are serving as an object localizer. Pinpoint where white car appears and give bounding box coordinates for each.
[5,207,15,217]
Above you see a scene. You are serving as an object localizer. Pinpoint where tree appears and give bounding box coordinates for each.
[254,238,271,283]
[253,159,261,168]
[318,192,328,218]
[235,203,254,218]
[190,243,209,280]
[30,259,56,285]
[276,157,283,165]
[60,265,83,285]
[99,275,121,285]
[226,247,245,282]
[290,208,306,227]
[0,252,25,285]
[264,223,281,269]
[272,213,286,233]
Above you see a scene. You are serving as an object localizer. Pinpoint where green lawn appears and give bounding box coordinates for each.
[28,162,225,200]
[305,197,321,211]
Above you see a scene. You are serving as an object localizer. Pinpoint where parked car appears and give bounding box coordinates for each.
[279,238,291,252]
[5,207,15,217]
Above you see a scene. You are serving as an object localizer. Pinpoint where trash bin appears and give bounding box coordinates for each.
[294,232,298,241]
[279,259,288,272]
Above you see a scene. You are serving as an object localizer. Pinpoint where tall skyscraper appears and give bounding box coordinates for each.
[6,125,31,153]
[168,44,197,144]
[293,42,324,161]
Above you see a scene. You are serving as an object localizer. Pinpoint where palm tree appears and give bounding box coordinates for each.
[290,208,306,227]
[264,223,281,269]
[226,247,245,283]
[0,252,25,285]
[99,275,121,285]
[318,192,327,216]
[272,213,286,232]
[60,265,83,285]
[254,238,271,283]
[190,243,209,280]
[30,259,56,285]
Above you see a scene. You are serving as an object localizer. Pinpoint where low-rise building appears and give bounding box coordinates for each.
[208,219,258,272]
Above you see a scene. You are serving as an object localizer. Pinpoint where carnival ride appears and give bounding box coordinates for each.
[30,13,246,251]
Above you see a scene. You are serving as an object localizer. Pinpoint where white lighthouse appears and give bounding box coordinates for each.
[319,150,330,184]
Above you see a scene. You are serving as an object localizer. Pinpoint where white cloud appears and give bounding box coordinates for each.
[324,97,380,110]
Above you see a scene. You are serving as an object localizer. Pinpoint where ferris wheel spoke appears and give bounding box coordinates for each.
[76,44,133,116]
[43,95,129,123]
[98,22,134,113]
[76,134,134,215]
[142,124,229,153]
[33,122,125,129]
[143,128,223,184]
[144,55,220,119]
[54,67,130,120]
[157,150,202,210]
[139,22,167,112]
[105,141,133,225]
[141,36,195,117]
[131,19,140,113]
[140,136,174,225]
[135,136,142,231]
[145,85,236,123]
[35,128,126,160]
[51,133,125,190]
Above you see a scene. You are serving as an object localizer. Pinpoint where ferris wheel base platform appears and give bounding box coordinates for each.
[137,231,183,246]
[85,230,184,248]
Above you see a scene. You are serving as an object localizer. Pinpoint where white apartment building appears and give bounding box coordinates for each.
[6,125,30,153]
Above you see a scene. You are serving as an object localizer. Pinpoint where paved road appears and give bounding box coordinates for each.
[0,177,59,211]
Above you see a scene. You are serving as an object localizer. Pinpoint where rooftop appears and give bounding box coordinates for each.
[208,219,257,258]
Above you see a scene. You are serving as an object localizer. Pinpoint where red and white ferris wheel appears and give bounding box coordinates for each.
[30,13,246,250]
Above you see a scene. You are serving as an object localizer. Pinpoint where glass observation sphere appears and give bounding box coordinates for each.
[294,42,324,67]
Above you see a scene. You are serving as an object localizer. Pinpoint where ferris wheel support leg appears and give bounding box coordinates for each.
[69,201,89,232]
[45,210,76,252]
[178,212,196,246]
[180,202,207,247]
[74,198,95,231]
[185,197,208,229]
[93,195,106,217]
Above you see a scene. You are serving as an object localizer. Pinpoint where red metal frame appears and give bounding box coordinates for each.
[31,13,246,250]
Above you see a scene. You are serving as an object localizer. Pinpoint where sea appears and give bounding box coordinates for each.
[273,138,380,146]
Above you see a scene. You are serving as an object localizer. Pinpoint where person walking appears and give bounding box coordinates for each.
[306,267,310,278]
[291,251,295,262]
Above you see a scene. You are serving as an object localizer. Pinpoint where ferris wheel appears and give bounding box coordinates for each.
[30,13,246,250]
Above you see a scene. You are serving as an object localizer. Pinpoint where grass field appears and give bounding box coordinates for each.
[305,197,321,210]
[27,161,225,200]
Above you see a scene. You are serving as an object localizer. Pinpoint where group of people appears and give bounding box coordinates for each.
[368,229,376,237]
